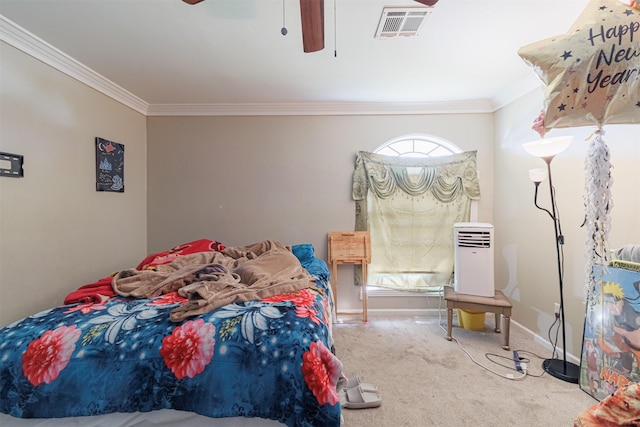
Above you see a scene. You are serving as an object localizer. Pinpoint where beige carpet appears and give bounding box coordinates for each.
[332,314,597,427]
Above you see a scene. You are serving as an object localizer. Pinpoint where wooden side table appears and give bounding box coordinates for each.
[328,231,371,322]
[443,286,513,350]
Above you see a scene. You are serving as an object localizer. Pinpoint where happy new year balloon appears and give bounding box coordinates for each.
[518,0,640,134]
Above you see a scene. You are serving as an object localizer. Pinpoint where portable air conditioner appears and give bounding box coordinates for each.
[453,222,495,297]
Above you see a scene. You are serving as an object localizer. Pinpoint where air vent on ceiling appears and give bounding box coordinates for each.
[375,7,433,38]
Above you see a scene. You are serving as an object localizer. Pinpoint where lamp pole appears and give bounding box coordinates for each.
[523,135,579,383]
[536,157,580,383]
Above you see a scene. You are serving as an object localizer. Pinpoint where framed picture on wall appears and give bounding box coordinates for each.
[95,137,124,192]
[579,265,640,400]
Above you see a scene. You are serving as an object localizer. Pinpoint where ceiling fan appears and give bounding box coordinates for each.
[182,0,438,53]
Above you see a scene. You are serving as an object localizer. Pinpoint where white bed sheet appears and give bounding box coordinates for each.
[0,411,285,427]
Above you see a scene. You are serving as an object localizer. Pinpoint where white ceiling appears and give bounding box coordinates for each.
[0,0,590,115]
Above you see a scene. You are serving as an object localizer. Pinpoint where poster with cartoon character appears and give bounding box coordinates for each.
[95,137,124,193]
[580,265,640,400]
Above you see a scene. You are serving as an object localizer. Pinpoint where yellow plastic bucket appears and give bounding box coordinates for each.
[457,309,486,331]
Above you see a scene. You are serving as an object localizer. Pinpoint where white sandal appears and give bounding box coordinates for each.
[342,376,378,393]
[339,385,382,409]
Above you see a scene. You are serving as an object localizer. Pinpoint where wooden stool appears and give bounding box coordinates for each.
[443,287,512,350]
[328,231,371,322]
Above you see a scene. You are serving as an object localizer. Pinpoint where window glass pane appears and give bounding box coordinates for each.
[377,146,399,157]
[413,140,439,155]
[391,139,415,155]
[374,135,460,159]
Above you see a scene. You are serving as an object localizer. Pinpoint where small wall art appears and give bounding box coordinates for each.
[0,152,24,178]
[95,137,124,192]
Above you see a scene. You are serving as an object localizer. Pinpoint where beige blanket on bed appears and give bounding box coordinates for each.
[112,240,318,322]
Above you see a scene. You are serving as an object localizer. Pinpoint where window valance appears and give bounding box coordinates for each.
[352,150,481,202]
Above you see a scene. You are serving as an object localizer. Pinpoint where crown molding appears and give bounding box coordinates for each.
[145,100,495,116]
[0,15,149,115]
[2,14,534,117]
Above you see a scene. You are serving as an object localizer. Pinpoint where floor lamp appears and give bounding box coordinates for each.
[523,135,580,384]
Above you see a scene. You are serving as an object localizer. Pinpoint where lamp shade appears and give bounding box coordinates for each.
[529,168,547,183]
[522,136,574,158]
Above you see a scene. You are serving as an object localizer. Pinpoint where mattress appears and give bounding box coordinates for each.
[0,240,342,427]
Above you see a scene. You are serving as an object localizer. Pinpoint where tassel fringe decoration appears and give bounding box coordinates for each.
[583,129,613,300]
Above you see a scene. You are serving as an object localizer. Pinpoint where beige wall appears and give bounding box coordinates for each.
[147,114,494,312]
[0,42,148,326]
[494,89,640,360]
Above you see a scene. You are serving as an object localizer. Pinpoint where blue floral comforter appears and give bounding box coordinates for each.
[0,244,342,427]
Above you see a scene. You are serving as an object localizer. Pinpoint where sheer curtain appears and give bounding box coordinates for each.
[352,150,481,291]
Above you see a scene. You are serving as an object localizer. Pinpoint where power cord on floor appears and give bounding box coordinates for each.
[511,349,548,378]
[435,289,556,381]
[437,318,527,380]
[484,350,548,378]
[436,306,556,381]
[548,312,561,360]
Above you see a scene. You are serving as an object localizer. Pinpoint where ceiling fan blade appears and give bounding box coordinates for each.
[300,0,324,53]
[414,0,438,5]
[182,0,204,4]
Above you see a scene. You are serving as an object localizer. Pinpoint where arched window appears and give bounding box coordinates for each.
[362,134,476,297]
[374,134,462,158]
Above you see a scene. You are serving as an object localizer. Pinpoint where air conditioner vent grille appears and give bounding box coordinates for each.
[375,7,433,38]
[456,231,492,248]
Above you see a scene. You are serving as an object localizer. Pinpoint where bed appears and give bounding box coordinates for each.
[0,239,342,427]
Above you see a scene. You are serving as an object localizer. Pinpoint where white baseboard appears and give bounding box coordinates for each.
[509,318,581,366]
[338,308,445,316]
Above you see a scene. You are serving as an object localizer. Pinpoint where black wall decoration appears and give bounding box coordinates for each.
[0,152,24,178]
[95,137,124,192]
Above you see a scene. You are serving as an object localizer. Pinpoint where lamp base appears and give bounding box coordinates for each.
[542,358,580,383]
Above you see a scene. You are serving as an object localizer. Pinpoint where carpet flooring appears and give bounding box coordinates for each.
[332,314,597,427]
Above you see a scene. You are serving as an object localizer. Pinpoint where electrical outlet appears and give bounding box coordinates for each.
[554,303,561,315]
